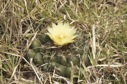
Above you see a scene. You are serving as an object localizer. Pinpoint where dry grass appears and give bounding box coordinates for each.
[0,0,127,84]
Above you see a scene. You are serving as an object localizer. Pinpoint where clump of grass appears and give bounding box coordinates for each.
[0,0,127,84]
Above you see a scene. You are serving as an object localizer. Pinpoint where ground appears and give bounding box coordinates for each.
[0,0,127,84]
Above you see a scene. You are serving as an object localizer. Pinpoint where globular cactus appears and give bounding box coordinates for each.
[33,52,44,65]
[30,39,41,52]
[27,49,36,59]
[26,34,90,79]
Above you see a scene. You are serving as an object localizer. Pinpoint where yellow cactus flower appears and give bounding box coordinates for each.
[46,22,78,46]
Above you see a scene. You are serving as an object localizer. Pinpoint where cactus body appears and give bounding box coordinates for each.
[26,35,91,78]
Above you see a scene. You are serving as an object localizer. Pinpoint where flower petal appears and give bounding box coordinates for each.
[46,22,78,46]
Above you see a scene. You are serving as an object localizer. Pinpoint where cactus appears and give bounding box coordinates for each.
[26,34,91,79]
[30,39,41,52]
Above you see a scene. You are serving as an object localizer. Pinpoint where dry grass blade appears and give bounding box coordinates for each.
[70,61,74,84]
